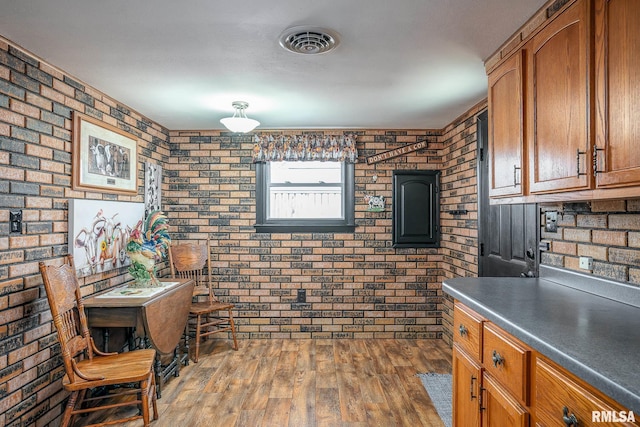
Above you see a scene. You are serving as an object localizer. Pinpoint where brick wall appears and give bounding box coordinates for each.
[166,129,446,340]
[0,33,484,426]
[541,200,640,285]
[438,102,484,346]
[0,38,169,427]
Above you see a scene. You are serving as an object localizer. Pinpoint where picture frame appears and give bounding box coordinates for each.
[68,199,145,277]
[144,162,162,217]
[72,111,138,195]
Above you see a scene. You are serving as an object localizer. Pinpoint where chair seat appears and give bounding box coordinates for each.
[63,349,156,391]
[190,301,234,315]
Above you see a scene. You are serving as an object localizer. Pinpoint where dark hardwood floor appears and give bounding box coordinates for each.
[85,338,452,427]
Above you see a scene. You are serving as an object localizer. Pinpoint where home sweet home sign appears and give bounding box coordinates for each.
[366,140,428,165]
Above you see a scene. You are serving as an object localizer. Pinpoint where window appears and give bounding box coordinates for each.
[255,161,355,232]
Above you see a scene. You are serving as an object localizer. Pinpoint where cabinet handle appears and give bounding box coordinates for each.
[492,350,504,368]
[593,145,605,175]
[562,406,578,426]
[513,165,521,186]
[470,375,477,401]
[458,324,468,337]
[576,149,587,177]
[479,386,486,411]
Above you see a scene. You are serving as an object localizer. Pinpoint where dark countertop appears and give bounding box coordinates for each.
[443,276,640,413]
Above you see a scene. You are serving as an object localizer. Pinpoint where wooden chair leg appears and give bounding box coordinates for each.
[194,314,202,363]
[228,309,239,351]
[151,374,159,420]
[61,390,79,427]
[141,376,151,427]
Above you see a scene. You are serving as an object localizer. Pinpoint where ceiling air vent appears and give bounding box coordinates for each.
[279,26,340,55]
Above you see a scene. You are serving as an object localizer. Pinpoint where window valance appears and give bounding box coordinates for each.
[252,134,358,163]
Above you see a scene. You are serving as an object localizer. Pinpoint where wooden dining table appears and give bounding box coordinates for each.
[83,278,194,398]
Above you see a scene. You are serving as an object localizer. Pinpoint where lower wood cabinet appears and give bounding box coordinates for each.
[453,302,530,427]
[482,372,529,427]
[535,357,637,427]
[453,344,481,427]
[452,302,639,427]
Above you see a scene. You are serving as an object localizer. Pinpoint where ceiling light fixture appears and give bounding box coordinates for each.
[220,101,260,133]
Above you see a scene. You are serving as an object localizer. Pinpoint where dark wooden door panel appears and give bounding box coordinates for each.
[484,203,537,277]
[478,110,538,278]
[392,170,440,248]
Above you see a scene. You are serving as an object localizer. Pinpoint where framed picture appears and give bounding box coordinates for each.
[69,199,144,277]
[144,162,162,217]
[72,112,138,195]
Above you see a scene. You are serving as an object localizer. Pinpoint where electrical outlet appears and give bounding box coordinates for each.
[297,289,306,303]
[579,256,593,271]
[545,211,558,232]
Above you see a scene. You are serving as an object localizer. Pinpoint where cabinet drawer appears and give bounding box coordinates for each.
[535,357,638,427]
[482,322,530,404]
[453,302,484,361]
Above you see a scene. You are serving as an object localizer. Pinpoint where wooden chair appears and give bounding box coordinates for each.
[168,238,238,363]
[39,255,158,427]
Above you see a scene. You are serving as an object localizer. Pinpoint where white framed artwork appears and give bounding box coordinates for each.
[69,199,145,277]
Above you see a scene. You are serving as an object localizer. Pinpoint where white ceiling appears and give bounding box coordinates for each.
[0,0,546,131]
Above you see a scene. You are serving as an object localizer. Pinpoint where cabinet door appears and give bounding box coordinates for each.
[392,170,440,248]
[453,345,481,427]
[481,373,529,427]
[527,0,591,193]
[594,0,640,188]
[488,50,525,197]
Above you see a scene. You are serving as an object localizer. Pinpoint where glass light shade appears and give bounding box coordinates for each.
[220,116,260,133]
[220,101,260,133]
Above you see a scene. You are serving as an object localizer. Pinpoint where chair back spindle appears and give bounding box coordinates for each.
[169,241,214,303]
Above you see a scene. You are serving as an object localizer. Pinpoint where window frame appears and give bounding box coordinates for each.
[255,161,356,233]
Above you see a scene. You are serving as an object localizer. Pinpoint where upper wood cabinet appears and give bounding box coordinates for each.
[486,0,640,202]
[594,0,640,188]
[527,0,590,194]
[488,51,525,197]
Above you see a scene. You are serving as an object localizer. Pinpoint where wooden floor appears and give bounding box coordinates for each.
[87,338,452,427]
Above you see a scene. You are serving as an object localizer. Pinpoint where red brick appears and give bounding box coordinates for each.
[609,248,640,267]
[577,244,608,261]
[552,241,577,256]
[592,230,627,246]
[0,109,25,126]
[591,200,626,212]
[609,214,640,230]
[563,228,591,242]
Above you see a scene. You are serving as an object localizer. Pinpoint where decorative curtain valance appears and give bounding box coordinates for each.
[252,134,358,163]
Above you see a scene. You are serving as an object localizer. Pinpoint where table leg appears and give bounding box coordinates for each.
[154,355,163,399]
